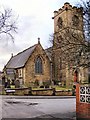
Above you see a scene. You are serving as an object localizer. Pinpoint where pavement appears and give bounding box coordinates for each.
[2,95,76,99]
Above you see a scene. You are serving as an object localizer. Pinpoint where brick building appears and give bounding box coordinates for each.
[76,84,90,119]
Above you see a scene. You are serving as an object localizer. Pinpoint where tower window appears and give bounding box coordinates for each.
[35,57,43,74]
[72,15,79,26]
[57,17,63,28]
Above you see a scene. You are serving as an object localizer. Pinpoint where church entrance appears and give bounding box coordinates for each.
[74,70,78,83]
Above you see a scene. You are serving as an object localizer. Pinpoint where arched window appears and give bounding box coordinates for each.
[72,15,79,26]
[35,57,42,74]
[57,17,63,28]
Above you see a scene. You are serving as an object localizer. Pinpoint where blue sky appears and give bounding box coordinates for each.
[0,0,82,70]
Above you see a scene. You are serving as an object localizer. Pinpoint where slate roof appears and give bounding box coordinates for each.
[6,44,37,69]
[5,42,52,69]
[45,47,52,62]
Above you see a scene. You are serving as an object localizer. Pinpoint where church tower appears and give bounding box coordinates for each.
[53,2,83,33]
[52,3,84,86]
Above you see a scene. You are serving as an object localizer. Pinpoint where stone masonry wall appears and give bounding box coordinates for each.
[24,44,51,87]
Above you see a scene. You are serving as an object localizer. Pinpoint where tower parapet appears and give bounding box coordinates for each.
[53,2,83,19]
[53,3,83,33]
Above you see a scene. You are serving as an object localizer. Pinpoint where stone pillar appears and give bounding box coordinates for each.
[76,83,90,119]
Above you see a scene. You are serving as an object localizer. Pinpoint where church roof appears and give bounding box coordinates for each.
[5,44,37,69]
[5,43,52,69]
[45,47,52,61]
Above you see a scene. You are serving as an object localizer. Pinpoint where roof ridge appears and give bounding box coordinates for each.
[13,44,37,58]
[5,43,38,69]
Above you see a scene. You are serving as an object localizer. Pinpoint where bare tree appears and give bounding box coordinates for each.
[0,8,18,42]
[81,0,90,40]
[54,29,89,68]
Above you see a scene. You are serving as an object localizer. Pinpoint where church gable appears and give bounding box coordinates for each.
[24,41,51,86]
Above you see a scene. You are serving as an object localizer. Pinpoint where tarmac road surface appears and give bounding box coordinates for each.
[1,95,76,120]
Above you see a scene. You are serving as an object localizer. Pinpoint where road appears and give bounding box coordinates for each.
[1,95,76,120]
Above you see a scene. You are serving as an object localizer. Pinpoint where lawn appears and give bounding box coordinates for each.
[32,85,72,91]
[52,85,72,90]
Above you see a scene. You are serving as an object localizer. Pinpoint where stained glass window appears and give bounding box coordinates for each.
[35,57,42,74]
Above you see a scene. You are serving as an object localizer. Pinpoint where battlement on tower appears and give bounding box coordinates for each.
[53,2,83,18]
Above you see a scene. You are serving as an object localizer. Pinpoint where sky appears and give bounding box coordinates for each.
[0,0,82,70]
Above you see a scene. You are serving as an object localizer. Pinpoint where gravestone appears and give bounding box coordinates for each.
[15,80,20,88]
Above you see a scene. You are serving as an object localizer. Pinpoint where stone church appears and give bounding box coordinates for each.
[4,39,52,87]
[3,3,88,88]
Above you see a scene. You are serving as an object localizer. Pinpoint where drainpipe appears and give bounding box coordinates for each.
[50,61,53,86]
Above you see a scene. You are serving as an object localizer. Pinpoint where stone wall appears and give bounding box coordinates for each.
[0,85,2,94]
[5,88,29,95]
[31,88,53,96]
[55,90,72,96]
[4,87,73,96]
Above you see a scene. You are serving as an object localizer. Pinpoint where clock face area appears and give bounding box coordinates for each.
[57,17,63,28]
